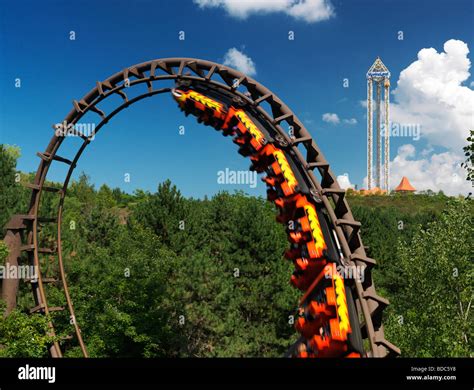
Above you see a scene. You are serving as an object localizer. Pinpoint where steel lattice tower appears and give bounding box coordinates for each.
[367,57,390,191]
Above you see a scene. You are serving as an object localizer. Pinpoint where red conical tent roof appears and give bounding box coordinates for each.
[394,176,416,192]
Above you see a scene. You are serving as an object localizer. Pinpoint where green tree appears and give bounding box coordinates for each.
[62,222,184,357]
[385,200,473,357]
[462,129,474,184]
[97,184,117,209]
[69,172,95,209]
[160,191,299,357]
[0,241,55,357]
[0,240,8,263]
[0,145,23,231]
[132,180,187,250]
[0,301,56,357]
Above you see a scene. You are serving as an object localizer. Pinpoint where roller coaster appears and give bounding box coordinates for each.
[1,58,400,358]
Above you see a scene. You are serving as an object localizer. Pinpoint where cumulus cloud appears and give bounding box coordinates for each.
[194,0,334,23]
[337,173,354,190]
[391,39,474,151]
[361,145,471,196]
[222,48,256,76]
[375,39,474,195]
[322,112,340,124]
[343,118,357,125]
[389,144,471,196]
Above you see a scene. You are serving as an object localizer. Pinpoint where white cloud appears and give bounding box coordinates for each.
[337,173,354,190]
[286,0,334,22]
[222,48,256,76]
[360,40,473,195]
[343,118,357,125]
[420,146,434,157]
[322,113,357,125]
[391,39,474,152]
[194,0,334,23]
[361,144,471,195]
[389,144,471,196]
[470,81,474,87]
[322,112,340,124]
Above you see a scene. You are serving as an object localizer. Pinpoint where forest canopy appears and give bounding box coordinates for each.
[0,145,472,357]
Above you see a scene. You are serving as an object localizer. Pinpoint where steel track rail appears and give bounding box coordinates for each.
[2,58,400,358]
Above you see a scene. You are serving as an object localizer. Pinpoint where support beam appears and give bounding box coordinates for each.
[375,81,382,188]
[1,229,22,315]
[384,80,390,192]
[367,78,373,190]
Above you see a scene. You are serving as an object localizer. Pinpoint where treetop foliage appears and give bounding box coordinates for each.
[0,146,472,357]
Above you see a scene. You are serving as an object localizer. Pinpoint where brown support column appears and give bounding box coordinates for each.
[2,229,22,315]
[2,215,28,316]
[49,345,60,358]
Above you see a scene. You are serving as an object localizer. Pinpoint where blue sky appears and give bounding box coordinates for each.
[0,0,473,197]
